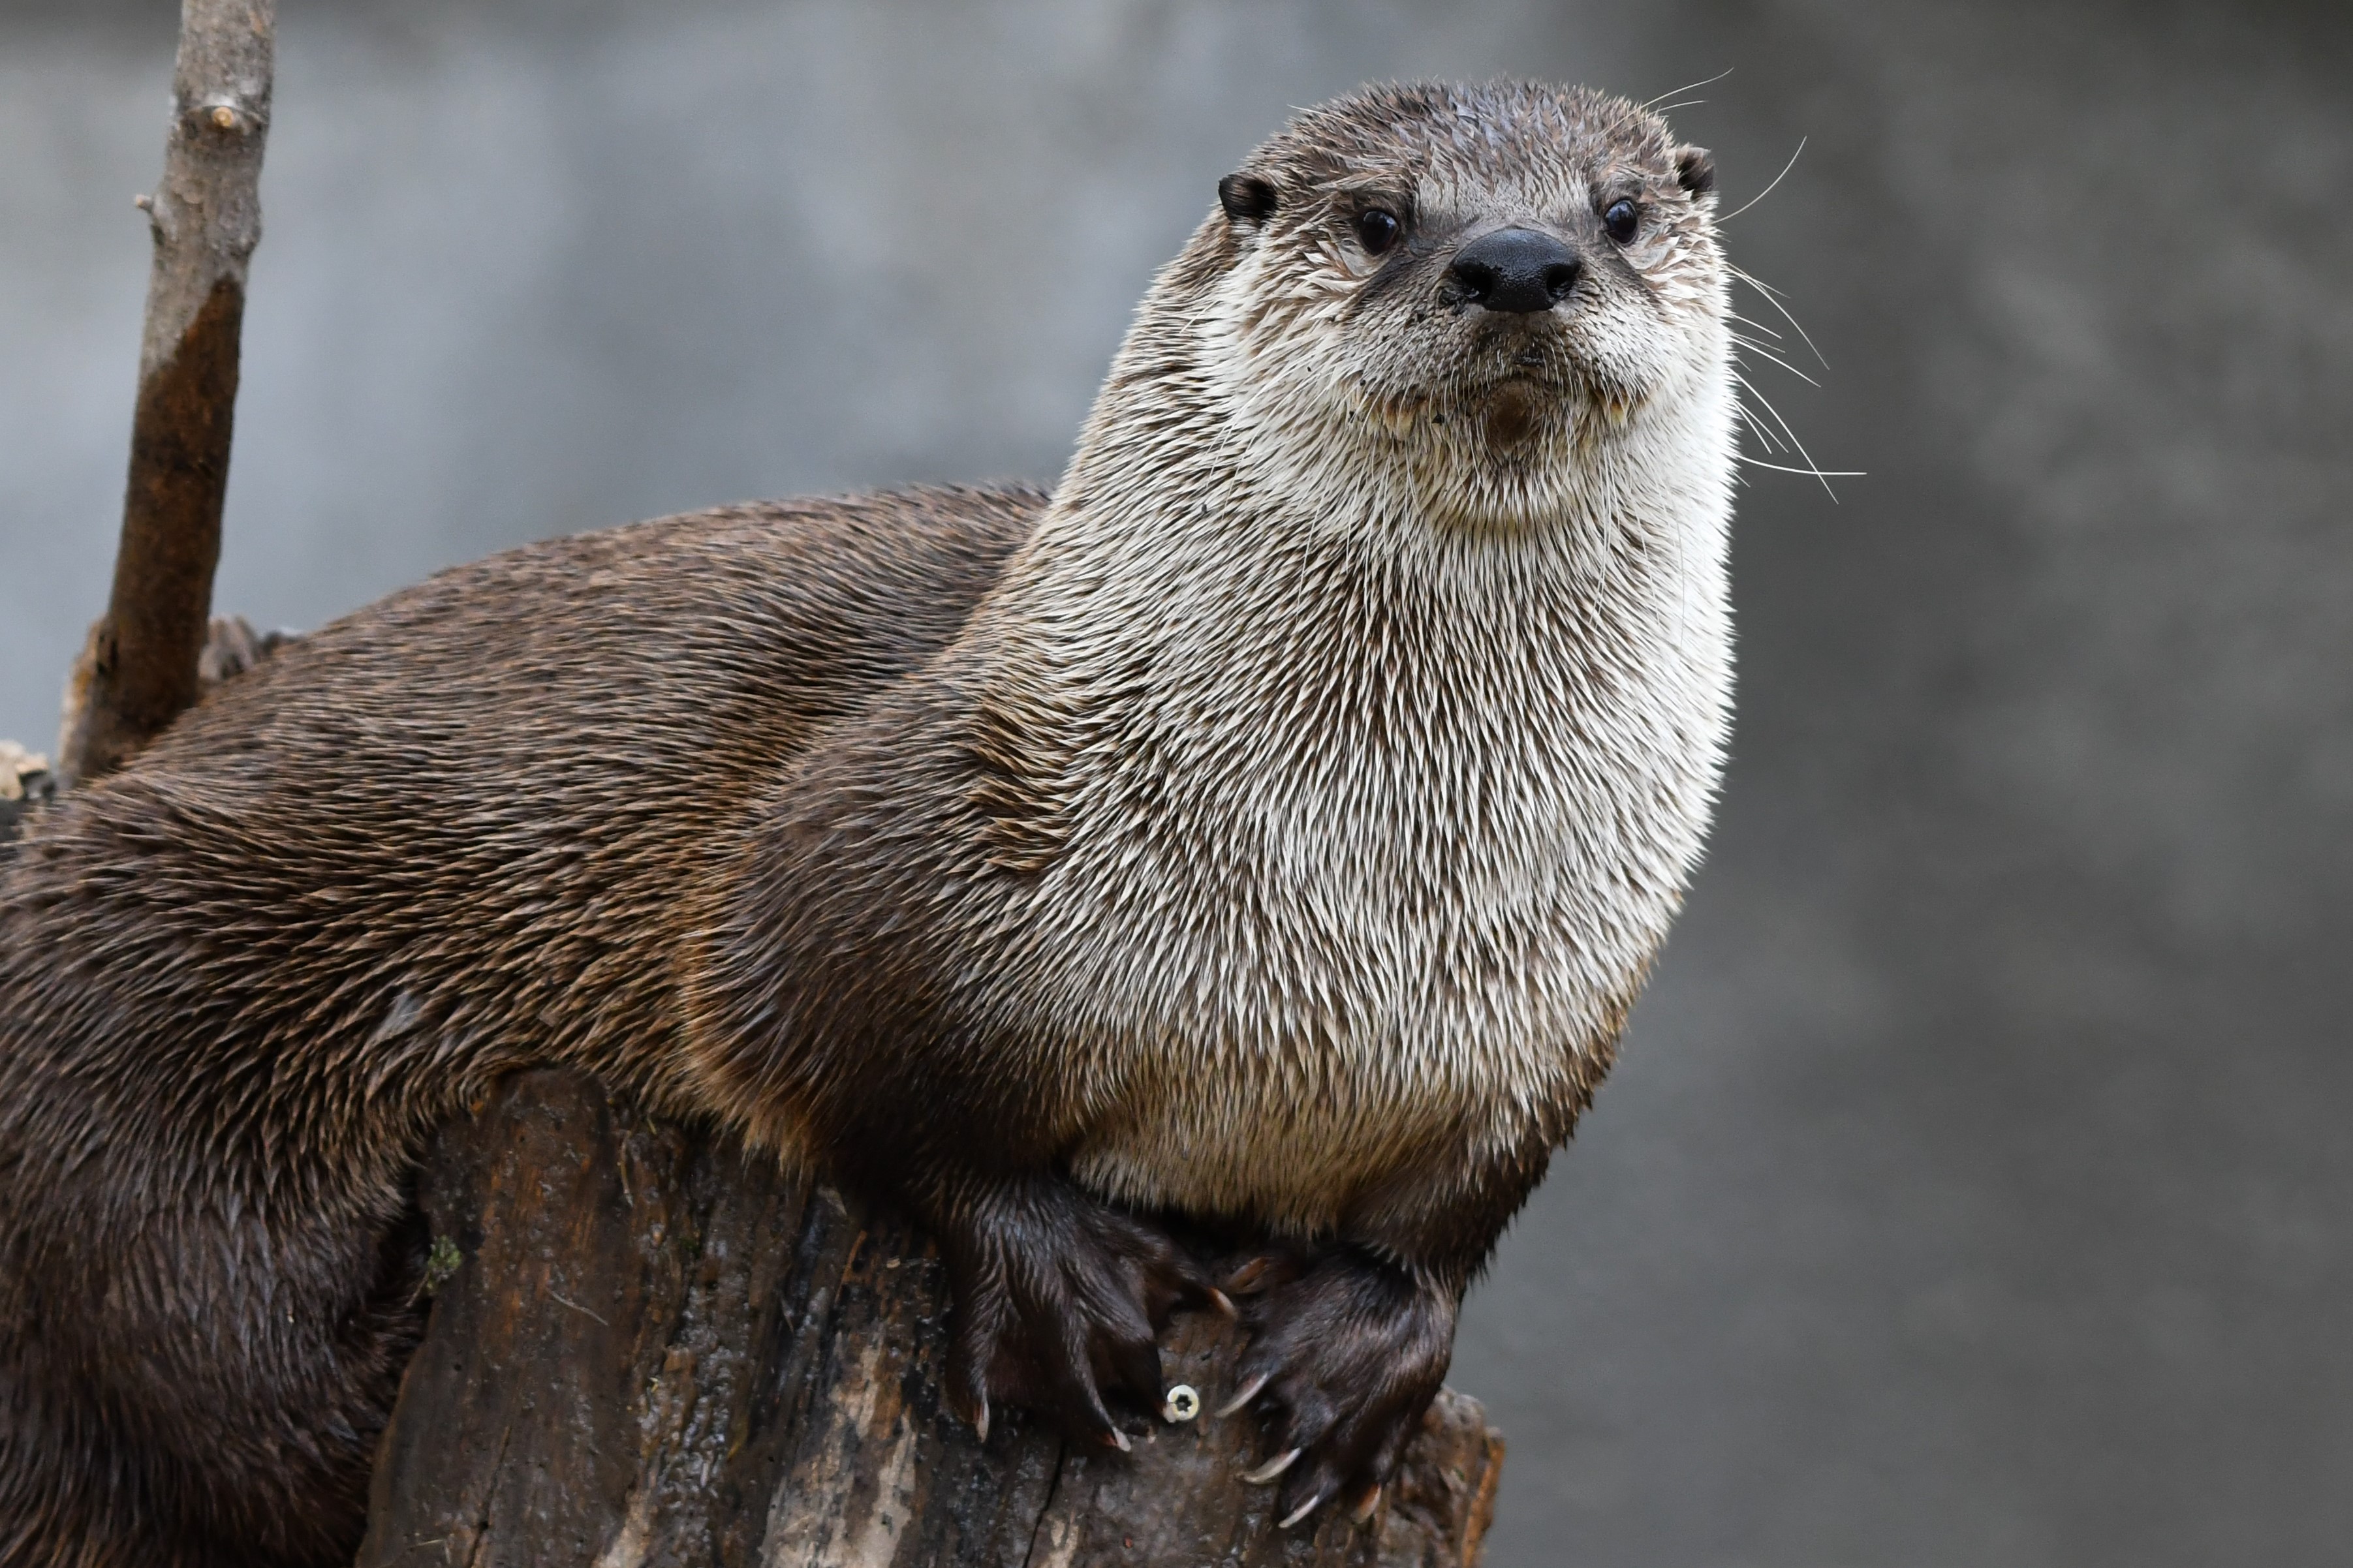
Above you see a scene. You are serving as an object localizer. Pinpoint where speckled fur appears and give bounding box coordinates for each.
[1,82,1730,1563]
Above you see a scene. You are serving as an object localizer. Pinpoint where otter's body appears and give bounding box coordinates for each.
[2,82,1734,1563]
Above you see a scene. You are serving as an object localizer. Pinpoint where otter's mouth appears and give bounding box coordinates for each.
[1477,377,1549,452]
[1359,372,1637,454]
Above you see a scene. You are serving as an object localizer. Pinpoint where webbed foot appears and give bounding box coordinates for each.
[1221,1245,1456,1527]
[936,1173,1219,1450]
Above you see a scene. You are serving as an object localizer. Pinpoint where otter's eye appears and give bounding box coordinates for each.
[1603,198,1640,244]
[1354,208,1401,256]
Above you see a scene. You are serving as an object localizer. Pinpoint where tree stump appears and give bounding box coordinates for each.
[360,1069,1504,1567]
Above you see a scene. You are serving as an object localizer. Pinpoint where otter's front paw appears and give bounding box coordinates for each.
[1221,1247,1456,1528]
[937,1175,1220,1451]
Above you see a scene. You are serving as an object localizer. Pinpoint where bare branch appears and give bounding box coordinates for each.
[60,0,274,786]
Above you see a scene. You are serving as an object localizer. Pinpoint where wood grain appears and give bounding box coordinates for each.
[360,1070,1503,1568]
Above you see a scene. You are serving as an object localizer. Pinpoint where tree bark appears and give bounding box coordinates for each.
[360,1069,1505,1568]
[59,0,273,787]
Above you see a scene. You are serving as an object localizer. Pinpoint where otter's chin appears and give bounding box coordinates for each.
[1478,378,1553,453]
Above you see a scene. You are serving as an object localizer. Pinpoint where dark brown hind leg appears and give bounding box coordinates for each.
[181,1188,433,1567]
[1,1206,429,1568]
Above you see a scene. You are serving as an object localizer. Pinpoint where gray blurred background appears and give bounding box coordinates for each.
[5,1,2350,1563]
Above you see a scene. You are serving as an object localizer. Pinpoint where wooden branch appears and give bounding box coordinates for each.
[0,743,55,852]
[362,1069,1505,1567]
[60,0,274,786]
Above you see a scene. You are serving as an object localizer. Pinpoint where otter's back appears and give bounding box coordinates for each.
[0,484,1042,1162]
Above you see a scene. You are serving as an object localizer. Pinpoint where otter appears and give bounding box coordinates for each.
[0,80,1732,1565]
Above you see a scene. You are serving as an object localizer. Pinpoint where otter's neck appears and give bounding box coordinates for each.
[950,363,1733,966]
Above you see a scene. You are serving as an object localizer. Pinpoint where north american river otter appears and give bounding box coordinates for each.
[0,80,1733,1564]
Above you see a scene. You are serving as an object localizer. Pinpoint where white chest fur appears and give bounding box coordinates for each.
[972,394,1734,1233]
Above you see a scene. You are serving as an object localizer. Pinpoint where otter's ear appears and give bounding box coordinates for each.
[1218,172,1279,226]
[1674,146,1717,199]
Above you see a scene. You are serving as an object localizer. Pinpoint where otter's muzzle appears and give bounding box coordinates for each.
[1449,228,1581,313]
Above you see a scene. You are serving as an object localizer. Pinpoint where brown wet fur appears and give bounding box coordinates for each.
[0,489,1049,1565]
[1,79,1728,1562]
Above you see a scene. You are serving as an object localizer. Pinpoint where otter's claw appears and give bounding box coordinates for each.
[1241,1447,1301,1484]
[1223,1255,1280,1295]
[1226,1246,1456,1527]
[1279,1490,1330,1530]
[1217,1370,1271,1419]
[936,1173,1219,1452]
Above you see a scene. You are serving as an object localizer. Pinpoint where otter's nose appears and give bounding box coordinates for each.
[1448,228,1582,313]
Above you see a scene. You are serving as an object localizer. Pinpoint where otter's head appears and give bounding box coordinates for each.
[1092,80,1728,537]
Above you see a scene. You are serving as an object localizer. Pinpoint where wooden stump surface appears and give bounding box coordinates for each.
[360,1070,1504,1568]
